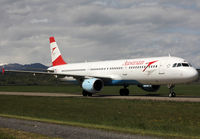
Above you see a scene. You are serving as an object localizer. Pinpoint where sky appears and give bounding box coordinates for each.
[0,0,200,68]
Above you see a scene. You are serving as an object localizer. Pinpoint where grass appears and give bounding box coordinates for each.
[0,85,81,94]
[0,128,59,139]
[0,84,199,96]
[0,95,200,138]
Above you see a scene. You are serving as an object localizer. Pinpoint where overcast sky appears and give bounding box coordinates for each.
[0,0,200,68]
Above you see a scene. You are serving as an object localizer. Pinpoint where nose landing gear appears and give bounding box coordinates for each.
[168,84,176,97]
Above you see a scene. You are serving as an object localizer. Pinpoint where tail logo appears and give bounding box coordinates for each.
[52,47,56,54]
[49,36,67,66]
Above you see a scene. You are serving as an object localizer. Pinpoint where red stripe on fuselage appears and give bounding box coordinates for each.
[143,60,158,72]
[52,55,67,66]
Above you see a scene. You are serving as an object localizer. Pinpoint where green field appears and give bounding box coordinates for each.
[0,84,200,138]
[0,95,200,138]
[0,84,199,96]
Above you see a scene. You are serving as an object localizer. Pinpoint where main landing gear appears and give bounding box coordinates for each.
[82,90,93,96]
[168,84,176,97]
[119,85,129,96]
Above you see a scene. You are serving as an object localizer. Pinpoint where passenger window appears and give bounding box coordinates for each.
[177,63,182,67]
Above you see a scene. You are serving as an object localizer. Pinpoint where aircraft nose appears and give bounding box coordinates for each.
[187,68,199,81]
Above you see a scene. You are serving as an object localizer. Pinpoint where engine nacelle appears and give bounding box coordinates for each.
[138,84,160,92]
[82,78,104,93]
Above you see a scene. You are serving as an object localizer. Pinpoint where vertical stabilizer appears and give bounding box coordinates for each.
[49,36,67,66]
[2,67,5,75]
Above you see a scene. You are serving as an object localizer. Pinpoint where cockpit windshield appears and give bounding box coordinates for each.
[172,63,191,67]
[182,63,190,67]
[172,63,177,67]
[177,63,182,67]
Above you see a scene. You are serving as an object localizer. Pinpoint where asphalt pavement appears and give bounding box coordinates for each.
[0,92,200,102]
[0,117,160,139]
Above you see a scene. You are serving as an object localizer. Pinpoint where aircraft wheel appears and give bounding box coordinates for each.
[124,89,129,96]
[82,90,88,96]
[172,92,176,97]
[120,89,125,96]
[82,90,93,96]
[119,88,129,96]
[169,92,176,97]
[168,84,176,97]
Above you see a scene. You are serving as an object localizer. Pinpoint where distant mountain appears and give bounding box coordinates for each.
[0,63,8,66]
[0,63,48,71]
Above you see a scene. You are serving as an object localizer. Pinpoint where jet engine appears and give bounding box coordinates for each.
[138,84,160,92]
[82,78,104,93]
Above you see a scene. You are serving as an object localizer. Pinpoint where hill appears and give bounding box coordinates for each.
[0,63,48,71]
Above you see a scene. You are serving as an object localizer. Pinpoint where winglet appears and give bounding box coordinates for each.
[49,36,67,66]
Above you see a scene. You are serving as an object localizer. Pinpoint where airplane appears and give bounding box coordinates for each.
[3,37,199,97]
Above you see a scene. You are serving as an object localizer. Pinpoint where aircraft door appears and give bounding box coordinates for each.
[159,60,165,74]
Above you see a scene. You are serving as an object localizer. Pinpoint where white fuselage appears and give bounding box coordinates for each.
[48,56,198,86]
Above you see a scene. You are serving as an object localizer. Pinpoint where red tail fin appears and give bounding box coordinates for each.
[2,67,5,75]
[49,37,67,66]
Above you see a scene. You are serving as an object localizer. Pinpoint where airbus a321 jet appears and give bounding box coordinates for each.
[4,37,199,97]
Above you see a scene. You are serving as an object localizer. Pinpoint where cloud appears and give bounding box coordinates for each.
[0,0,200,68]
[6,5,31,15]
[30,18,49,24]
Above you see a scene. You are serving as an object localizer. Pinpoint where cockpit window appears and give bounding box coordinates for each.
[182,63,189,67]
[177,63,182,67]
[172,63,191,67]
[172,63,177,67]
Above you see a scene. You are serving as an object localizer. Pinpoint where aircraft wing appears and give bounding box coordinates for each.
[2,69,113,81]
[2,69,66,78]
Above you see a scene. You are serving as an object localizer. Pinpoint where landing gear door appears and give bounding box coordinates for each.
[159,60,165,74]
